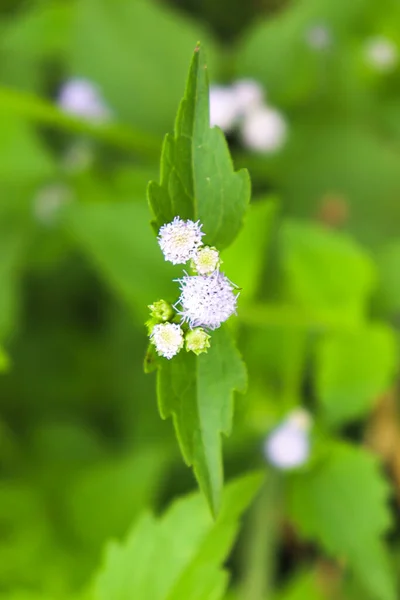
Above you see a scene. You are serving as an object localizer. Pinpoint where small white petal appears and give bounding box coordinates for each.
[150,323,184,359]
[264,424,310,470]
[158,217,204,265]
[365,37,398,72]
[241,106,287,152]
[176,271,238,330]
[233,79,265,115]
[58,78,111,122]
[209,85,241,132]
[264,410,312,470]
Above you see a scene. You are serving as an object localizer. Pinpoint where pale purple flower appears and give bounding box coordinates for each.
[176,271,238,330]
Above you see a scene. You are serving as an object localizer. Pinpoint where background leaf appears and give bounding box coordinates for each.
[287,443,395,600]
[315,325,398,426]
[92,472,263,600]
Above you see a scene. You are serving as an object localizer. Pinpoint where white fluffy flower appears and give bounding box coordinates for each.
[233,79,265,115]
[150,323,184,359]
[58,78,111,122]
[305,24,332,50]
[209,85,241,132]
[176,271,238,330]
[365,36,398,72]
[241,106,287,153]
[158,217,204,265]
[264,409,312,470]
[192,246,220,275]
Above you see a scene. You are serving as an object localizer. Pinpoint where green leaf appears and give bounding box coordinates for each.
[157,327,247,515]
[148,45,251,250]
[316,325,398,426]
[287,443,395,600]
[92,472,263,600]
[280,220,376,325]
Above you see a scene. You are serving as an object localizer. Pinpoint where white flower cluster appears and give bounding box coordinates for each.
[209,78,287,153]
[264,409,312,470]
[148,217,239,359]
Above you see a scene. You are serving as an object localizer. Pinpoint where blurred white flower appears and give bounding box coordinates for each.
[33,183,73,226]
[264,409,312,470]
[158,217,204,265]
[209,84,241,132]
[62,141,94,174]
[57,78,111,122]
[241,105,287,153]
[150,323,184,359]
[305,24,332,51]
[364,36,398,72]
[232,79,265,115]
[176,271,238,330]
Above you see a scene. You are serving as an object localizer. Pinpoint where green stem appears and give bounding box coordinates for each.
[0,86,162,160]
[240,470,282,600]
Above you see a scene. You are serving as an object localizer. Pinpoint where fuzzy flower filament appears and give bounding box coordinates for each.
[176,271,238,330]
[158,217,204,265]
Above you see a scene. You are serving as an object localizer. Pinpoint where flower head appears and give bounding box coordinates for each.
[241,106,287,153]
[233,79,264,115]
[158,217,204,265]
[191,246,220,275]
[209,85,241,132]
[57,78,111,122]
[150,323,184,359]
[176,271,238,330]
[185,328,211,355]
[264,409,312,470]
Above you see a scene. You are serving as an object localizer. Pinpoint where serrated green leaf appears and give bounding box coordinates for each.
[316,325,398,426]
[148,45,251,250]
[92,472,263,600]
[157,327,247,515]
[280,220,376,325]
[287,443,395,600]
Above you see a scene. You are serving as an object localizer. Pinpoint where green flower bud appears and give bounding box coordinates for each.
[185,328,211,355]
[148,299,174,322]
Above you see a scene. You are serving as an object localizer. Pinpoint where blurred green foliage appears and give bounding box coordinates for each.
[0,0,399,599]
